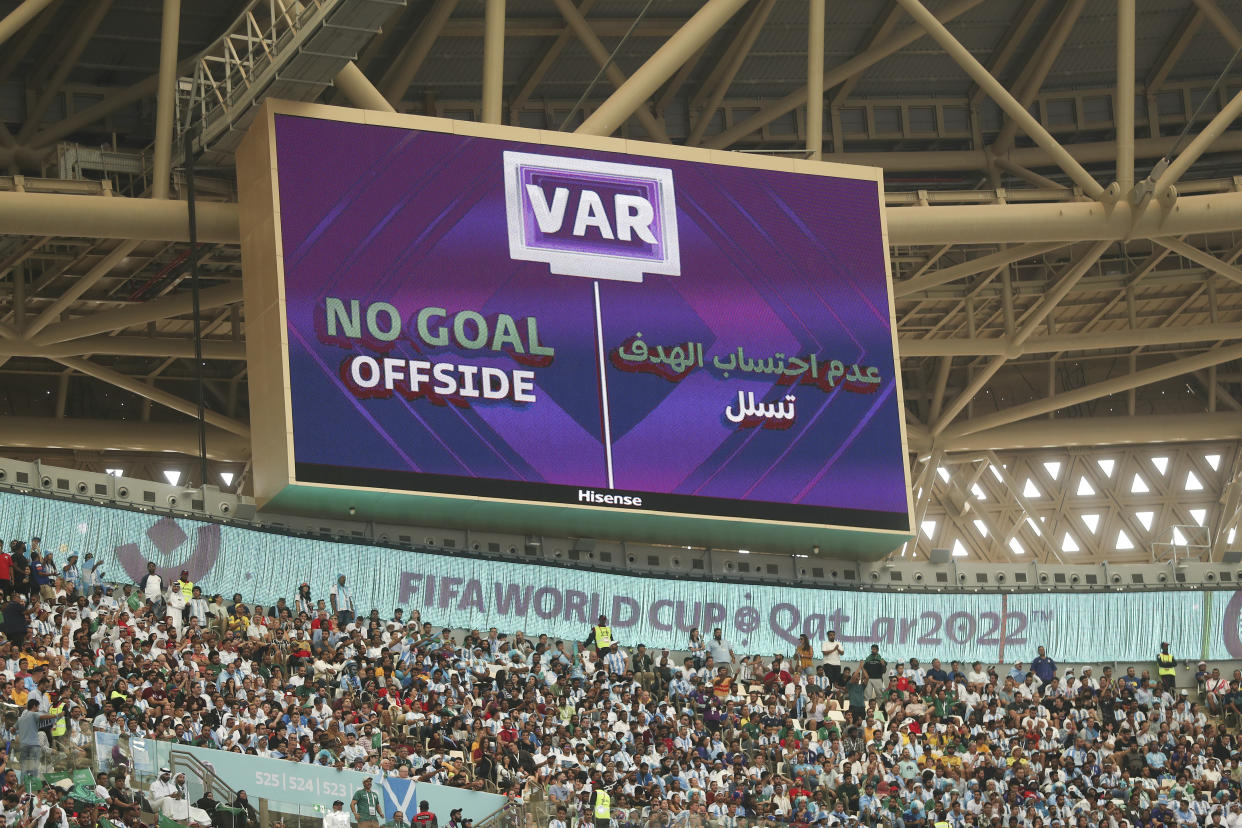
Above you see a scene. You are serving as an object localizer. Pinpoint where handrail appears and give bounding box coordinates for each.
[473,798,519,828]
[169,748,240,804]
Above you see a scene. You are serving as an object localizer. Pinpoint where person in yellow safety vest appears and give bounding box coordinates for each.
[48,700,66,740]
[174,569,194,602]
[583,615,613,654]
[1157,641,1177,691]
[590,788,611,828]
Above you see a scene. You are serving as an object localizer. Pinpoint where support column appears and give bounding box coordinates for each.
[151,0,181,200]
[482,0,505,124]
[806,0,826,160]
[1117,0,1136,192]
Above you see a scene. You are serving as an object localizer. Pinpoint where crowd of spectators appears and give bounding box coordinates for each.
[0,533,1241,828]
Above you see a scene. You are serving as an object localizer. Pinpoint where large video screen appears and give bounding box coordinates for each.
[270,113,908,531]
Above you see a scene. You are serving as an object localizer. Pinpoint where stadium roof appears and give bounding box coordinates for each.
[0,0,1238,562]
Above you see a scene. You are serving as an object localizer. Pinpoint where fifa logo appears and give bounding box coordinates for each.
[503,151,681,283]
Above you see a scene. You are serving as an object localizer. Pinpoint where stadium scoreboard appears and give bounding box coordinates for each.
[237,101,911,556]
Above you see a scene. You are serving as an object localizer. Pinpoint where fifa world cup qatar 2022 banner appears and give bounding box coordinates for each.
[238,103,911,549]
[3,489,1241,664]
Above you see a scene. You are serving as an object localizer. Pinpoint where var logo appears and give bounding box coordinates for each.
[503,150,680,283]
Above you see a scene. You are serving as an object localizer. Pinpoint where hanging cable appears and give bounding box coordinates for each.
[559,0,658,131]
[1135,40,1242,199]
[1167,41,1242,160]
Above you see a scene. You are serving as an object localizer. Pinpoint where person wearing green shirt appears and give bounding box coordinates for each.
[352,777,383,828]
[385,811,409,828]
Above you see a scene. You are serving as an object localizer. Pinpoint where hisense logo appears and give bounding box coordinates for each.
[503,151,680,283]
[578,489,644,507]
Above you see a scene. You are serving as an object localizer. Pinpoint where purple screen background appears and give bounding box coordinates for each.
[274,114,908,522]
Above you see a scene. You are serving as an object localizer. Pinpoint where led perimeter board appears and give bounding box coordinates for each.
[237,102,911,556]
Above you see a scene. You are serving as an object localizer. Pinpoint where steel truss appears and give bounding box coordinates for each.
[0,0,1239,564]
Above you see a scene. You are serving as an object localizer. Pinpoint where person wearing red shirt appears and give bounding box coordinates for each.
[0,547,12,593]
[894,668,913,695]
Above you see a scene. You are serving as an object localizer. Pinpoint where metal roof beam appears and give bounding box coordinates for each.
[930,242,1110,436]
[0,415,248,460]
[1193,0,1242,49]
[942,343,1242,442]
[704,0,985,149]
[509,0,597,115]
[334,62,395,113]
[14,186,1242,249]
[896,241,1065,297]
[901,321,1242,358]
[150,0,181,201]
[988,0,1086,157]
[0,0,54,50]
[926,413,1242,453]
[829,0,901,111]
[0,336,246,360]
[1157,236,1242,288]
[550,0,672,142]
[53,355,250,438]
[576,0,748,139]
[968,0,1046,108]
[15,0,113,144]
[685,0,776,147]
[1146,6,1204,94]
[896,0,1103,199]
[379,0,459,105]
[1116,0,1135,194]
[30,283,242,346]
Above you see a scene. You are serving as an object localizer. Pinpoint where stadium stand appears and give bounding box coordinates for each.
[0,534,1238,828]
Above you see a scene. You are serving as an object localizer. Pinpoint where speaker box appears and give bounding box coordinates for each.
[929,548,952,564]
